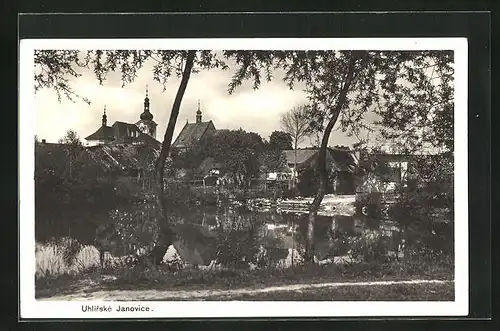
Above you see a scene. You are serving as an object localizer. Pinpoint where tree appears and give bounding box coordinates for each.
[203,129,265,187]
[280,105,312,190]
[35,129,119,242]
[58,129,84,180]
[269,131,293,150]
[259,147,287,193]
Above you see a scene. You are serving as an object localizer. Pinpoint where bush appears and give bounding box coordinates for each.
[347,232,391,263]
[389,185,453,254]
[35,239,100,279]
[95,202,160,259]
[214,213,264,269]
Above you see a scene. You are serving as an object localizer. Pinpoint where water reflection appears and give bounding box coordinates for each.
[168,204,404,266]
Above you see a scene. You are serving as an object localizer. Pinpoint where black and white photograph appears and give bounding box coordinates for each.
[19,38,468,318]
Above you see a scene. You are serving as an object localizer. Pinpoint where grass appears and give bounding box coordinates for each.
[35,235,454,300]
[204,282,455,301]
[35,249,454,300]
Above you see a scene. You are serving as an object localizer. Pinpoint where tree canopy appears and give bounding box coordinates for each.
[203,129,265,186]
[268,131,293,150]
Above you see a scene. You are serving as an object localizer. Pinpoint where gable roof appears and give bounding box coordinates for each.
[85,125,115,141]
[85,143,160,171]
[283,149,318,167]
[136,132,162,148]
[283,148,358,173]
[198,157,222,175]
[172,121,215,149]
[329,148,358,172]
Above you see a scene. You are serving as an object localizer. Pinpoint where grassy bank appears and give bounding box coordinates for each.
[35,254,454,299]
[205,282,455,301]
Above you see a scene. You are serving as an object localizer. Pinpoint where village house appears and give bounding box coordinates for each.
[263,146,359,195]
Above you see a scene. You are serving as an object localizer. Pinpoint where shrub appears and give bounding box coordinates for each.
[35,240,101,279]
[214,213,264,269]
[347,232,391,263]
[96,202,160,259]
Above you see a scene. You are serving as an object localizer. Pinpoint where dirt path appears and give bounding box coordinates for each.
[38,279,454,301]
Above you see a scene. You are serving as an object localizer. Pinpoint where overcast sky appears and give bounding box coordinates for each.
[35,57,368,148]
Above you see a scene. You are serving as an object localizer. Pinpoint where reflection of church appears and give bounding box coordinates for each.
[85,86,160,147]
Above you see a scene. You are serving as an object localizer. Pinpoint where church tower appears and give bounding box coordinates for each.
[102,105,107,126]
[196,99,202,123]
[136,85,158,139]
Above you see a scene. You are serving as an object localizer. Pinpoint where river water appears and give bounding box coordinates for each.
[160,202,405,266]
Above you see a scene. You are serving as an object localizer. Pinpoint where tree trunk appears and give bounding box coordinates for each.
[293,141,298,195]
[305,52,358,263]
[150,50,196,265]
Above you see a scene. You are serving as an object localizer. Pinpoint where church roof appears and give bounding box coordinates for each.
[85,125,115,142]
[112,121,140,138]
[172,121,215,149]
[85,121,161,147]
[140,109,154,121]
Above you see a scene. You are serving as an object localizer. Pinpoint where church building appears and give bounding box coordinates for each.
[85,87,160,148]
[170,100,216,156]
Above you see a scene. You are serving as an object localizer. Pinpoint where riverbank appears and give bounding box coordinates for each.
[38,278,454,301]
[36,257,454,300]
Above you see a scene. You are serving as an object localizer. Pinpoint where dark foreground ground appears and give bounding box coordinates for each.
[36,260,454,301]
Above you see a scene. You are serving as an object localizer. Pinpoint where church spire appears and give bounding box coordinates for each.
[102,105,107,126]
[140,85,153,121]
[196,99,202,123]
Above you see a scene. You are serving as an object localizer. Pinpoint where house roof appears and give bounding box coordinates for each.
[329,148,358,173]
[283,149,318,167]
[85,143,160,171]
[172,121,215,149]
[198,157,222,175]
[85,125,115,141]
[136,132,162,149]
[283,148,358,173]
[36,140,161,174]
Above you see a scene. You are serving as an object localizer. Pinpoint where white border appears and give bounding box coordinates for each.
[19,38,468,319]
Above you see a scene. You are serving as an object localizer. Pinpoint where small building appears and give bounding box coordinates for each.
[197,157,222,178]
[281,147,358,195]
[170,101,216,156]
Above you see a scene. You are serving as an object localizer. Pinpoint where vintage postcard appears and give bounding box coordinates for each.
[19,38,468,318]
